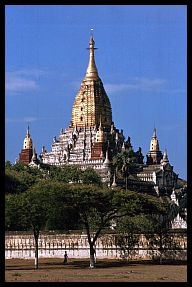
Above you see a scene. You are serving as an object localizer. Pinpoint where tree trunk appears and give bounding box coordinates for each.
[159,233,163,265]
[125,176,128,191]
[35,244,38,269]
[34,229,39,269]
[89,244,96,268]
[159,252,163,265]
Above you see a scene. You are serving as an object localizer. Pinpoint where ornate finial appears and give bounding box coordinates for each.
[122,142,125,151]
[112,172,117,188]
[31,146,38,163]
[90,28,94,43]
[171,189,179,205]
[96,116,104,142]
[104,147,110,165]
[27,124,30,137]
[85,30,99,79]
[163,148,169,162]
[152,127,157,138]
[87,29,97,52]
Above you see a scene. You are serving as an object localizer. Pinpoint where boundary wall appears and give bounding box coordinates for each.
[5,231,187,261]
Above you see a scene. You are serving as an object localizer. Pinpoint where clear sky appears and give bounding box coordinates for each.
[5,5,187,179]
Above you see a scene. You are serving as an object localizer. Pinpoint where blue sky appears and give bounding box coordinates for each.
[5,5,187,179]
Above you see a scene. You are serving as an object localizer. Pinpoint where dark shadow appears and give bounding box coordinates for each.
[69,259,187,268]
[6,266,38,271]
[5,258,187,271]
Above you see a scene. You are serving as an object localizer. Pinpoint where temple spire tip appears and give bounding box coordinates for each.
[85,31,99,79]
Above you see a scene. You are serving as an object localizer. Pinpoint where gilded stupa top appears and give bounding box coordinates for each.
[71,32,112,129]
[84,33,99,80]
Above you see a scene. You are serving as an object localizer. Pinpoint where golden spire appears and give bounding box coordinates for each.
[85,30,99,79]
[71,31,112,128]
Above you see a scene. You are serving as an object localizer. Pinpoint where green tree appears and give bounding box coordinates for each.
[5,162,44,194]
[5,160,12,169]
[5,170,23,194]
[62,185,163,268]
[145,196,180,264]
[5,180,68,269]
[48,165,82,183]
[19,188,50,269]
[113,151,137,191]
[5,194,29,230]
[115,214,153,261]
[44,182,80,231]
[81,168,102,186]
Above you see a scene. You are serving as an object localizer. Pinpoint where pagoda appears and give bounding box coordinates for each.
[40,33,125,184]
[18,126,33,164]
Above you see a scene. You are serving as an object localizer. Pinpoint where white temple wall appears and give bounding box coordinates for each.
[5,231,187,261]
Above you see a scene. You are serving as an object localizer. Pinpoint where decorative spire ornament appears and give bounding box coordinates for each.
[85,30,99,80]
[162,148,169,163]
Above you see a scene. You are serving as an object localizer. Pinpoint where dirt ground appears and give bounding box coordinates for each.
[5,258,187,282]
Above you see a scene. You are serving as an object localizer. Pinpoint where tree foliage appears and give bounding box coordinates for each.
[56,185,164,267]
[115,214,153,260]
[141,196,180,264]
[48,165,102,186]
[5,161,44,194]
[5,161,102,195]
[81,168,102,186]
[48,165,82,183]
[6,160,180,267]
[5,193,29,230]
[113,151,138,190]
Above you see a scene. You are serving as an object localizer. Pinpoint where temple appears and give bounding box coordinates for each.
[18,126,33,165]
[136,129,178,197]
[17,33,187,215]
[38,33,128,184]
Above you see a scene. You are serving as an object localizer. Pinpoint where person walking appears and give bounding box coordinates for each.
[63,251,68,264]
